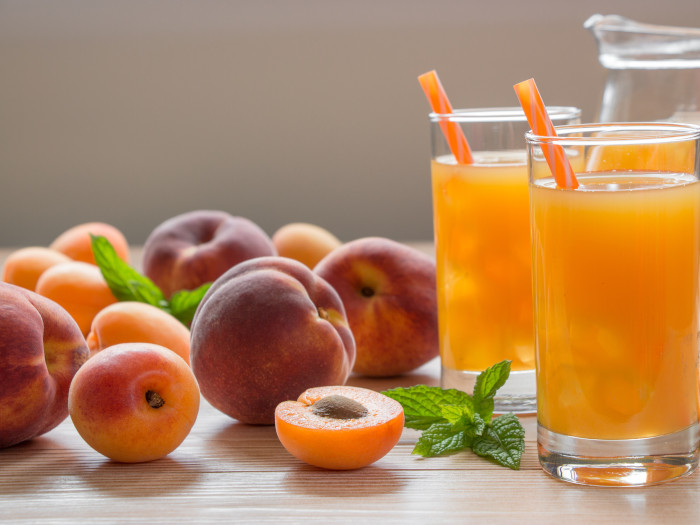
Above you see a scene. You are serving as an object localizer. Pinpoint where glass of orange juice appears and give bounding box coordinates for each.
[430,107,580,413]
[528,122,700,486]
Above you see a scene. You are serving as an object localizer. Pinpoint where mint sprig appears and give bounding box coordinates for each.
[382,360,525,470]
[90,234,211,326]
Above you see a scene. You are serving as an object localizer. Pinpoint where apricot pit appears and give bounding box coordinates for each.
[275,386,404,470]
[310,395,369,420]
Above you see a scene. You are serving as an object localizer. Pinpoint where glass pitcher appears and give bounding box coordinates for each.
[585,14,700,124]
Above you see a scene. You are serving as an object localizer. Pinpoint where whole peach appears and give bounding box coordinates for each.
[190,256,355,425]
[272,222,342,269]
[142,210,277,298]
[2,247,72,291]
[0,282,90,448]
[68,342,200,463]
[86,302,191,364]
[314,237,439,377]
[49,221,130,265]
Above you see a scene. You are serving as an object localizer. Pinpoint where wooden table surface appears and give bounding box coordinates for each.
[2,246,700,524]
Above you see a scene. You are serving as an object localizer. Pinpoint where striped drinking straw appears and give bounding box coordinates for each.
[418,70,473,165]
[514,78,579,189]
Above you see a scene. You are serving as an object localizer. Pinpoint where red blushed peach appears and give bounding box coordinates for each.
[68,343,200,463]
[142,210,277,298]
[314,237,439,377]
[0,282,90,448]
[190,256,355,425]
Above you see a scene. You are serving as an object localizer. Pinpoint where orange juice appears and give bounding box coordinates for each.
[432,152,533,373]
[531,172,700,440]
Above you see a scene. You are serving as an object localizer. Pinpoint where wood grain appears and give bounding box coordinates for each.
[2,247,700,524]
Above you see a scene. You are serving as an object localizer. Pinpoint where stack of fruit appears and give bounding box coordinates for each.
[0,209,438,469]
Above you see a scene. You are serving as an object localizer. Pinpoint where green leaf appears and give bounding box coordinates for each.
[383,364,525,469]
[91,235,166,307]
[472,360,511,421]
[472,413,525,470]
[440,404,473,428]
[467,412,486,438]
[382,385,472,430]
[168,283,212,326]
[412,422,472,457]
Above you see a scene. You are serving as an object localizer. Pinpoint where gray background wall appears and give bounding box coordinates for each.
[2,1,699,247]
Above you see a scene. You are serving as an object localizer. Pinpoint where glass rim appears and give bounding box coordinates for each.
[429,106,581,123]
[526,122,700,145]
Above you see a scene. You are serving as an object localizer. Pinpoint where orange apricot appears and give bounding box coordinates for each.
[87,302,191,364]
[275,385,404,470]
[35,261,118,336]
[49,222,130,265]
[68,342,200,463]
[272,222,342,269]
[2,247,72,291]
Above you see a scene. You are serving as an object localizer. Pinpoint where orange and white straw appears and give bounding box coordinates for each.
[418,70,473,165]
[514,78,578,189]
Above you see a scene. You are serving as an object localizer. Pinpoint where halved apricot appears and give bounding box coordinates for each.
[274,385,404,470]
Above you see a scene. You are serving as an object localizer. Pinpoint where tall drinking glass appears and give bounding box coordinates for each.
[528,122,700,486]
[430,107,580,413]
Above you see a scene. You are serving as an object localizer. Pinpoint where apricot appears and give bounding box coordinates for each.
[35,262,118,336]
[86,302,191,364]
[49,222,130,265]
[275,385,404,470]
[2,247,72,291]
[272,222,342,269]
[68,342,200,463]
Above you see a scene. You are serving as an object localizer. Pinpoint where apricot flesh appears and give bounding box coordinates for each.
[275,385,404,470]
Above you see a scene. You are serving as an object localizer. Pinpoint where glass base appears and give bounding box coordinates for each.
[440,365,536,414]
[538,424,699,487]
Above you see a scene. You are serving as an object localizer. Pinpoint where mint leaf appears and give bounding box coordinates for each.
[90,234,211,327]
[382,385,472,430]
[168,283,212,325]
[472,360,511,421]
[412,422,472,457]
[466,412,486,438]
[440,404,473,428]
[385,361,525,469]
[472,413,525,470]
[91,235,166,307]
